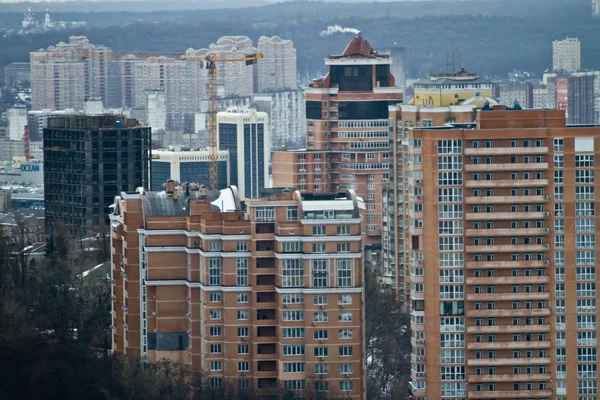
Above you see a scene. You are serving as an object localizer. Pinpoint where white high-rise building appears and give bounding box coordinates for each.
[552,37,581,73]
[30,36,111,110]
[594,0,600,17]
[257,36,297,92]
[7,106,28,141]
[217,106,269,199]
[253,89,305,148]
[146,88,166,143]
[209,36,256,97]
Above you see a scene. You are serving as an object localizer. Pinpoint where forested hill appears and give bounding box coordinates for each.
[0,0,597,79]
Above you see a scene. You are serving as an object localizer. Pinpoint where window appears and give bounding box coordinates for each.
[340,381,353,392]
[554,170,564,184]
[236,258,248,286]
[438,140,462,154]
[210,361,222,371]
[282,328,305,338]
[314,329,329,340]
[339,364,353,375]
[238,344,249,354]
[209,326,221,337]
[577,218,596,232]
[314,347,329,357]
[282,311,304,321]
[576,186,595,200]
[210,344,222,353]
[339,312,353,322]
[237,327,249,337]
[576,154,595,168]
[237,293,249,303]
[578,348,597,362]
[339,295,352,305]
[283,345,305,356]
[210,309,222,320]
[313,225,326,236]
[577,283,596,297]
[236,242,248,251]
[312,243,326,253]
[283,259,304,287]
[283,380,306,391]
[315,364,329,375]
[255,206,275,221]
[576,170,595,184]
[338,259,353,287]
[314,312,328,323]
[339,329,353,339]
[314,295,328,306]
[209,292,221,303]
[283,362,305,373]
[209,258,221,285]
[237,310,249,320]
[339,346,353,357]
[287,206,298,221]
[337,242,350,252]
[312,259,327,288]
[238,362,249,372]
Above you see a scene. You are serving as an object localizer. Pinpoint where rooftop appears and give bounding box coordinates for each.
[414,69,491,86]
[328,33,389,60]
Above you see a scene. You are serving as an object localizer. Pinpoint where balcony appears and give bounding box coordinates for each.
[466,292,550,301]
[465,212,549,220]
[465,195,549,204]
[465,228,549,237]
[467,340,551,350]
[410,291,424,300]
[410,354,426,363]
[465,244,548,253]
[410,337,425,347]
[468,373,551,382]
[466,324,550,334]
[465,276,549,285]
[467,389,553,399]
[465,179,548,188]
[468,308,551,317]
[465,260,547,269]
[408,209,423,219]
[464,147,548,156]
[467,357,551,366]
[465,162,548,172]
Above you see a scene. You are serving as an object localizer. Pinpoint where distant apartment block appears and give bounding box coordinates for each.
[552,37,581,73]
[7,106,28,141]
[496,82,533,108]
[547,74,595,124]
[533,84,550,109]
[3,62,30,87]
[254,89,306,149]
[257,36,297,92]
[44,114,150,236]
[30,36,111,110]
[110,184,366,399]
[412,69,493,107]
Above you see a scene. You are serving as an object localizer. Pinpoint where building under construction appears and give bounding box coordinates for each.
[44,114,151,236]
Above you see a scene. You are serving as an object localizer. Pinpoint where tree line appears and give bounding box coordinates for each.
[0,217,411,399]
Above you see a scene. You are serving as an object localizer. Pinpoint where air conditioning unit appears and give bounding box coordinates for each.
[186,313,191,317]
[415,179,422,184]
[111,295,116,301]
[416,355,426,361]
[544,244,551,248]
[344,373,350,378]
[319,339,324,344]
[312,322,317,327]
[544,227,551,232]
[241,337,247,341]
[283,304,288,308]
[544,260,551,265]
[319,356,325,361]
[319,305,325,309]
[152,311,156,316]
[544,194,551,199]
[416,195,422,200]
[544,212,551,216]
[339,304,345,309]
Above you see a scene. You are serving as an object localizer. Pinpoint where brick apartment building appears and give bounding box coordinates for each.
[110,181,366,398]
[405,107,600,400]
[272,33,403,251]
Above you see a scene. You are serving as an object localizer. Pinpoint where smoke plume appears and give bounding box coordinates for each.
[319,25,360,37]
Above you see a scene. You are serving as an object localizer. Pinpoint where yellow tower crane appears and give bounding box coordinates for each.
[203,53,263,190]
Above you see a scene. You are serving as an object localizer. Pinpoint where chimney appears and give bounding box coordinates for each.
[166,179,175,194]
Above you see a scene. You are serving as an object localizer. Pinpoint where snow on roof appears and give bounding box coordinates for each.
[302,199,354,212]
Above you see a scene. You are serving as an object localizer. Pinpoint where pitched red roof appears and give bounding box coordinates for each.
[329,34,388,59]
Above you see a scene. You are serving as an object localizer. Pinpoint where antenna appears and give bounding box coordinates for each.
[446,50,462,74]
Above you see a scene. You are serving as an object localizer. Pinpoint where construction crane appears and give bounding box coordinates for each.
[203,53,263,191]
[72,49,263,190]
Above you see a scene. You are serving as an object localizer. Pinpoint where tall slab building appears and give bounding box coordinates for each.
[272,34,403,250]
[404,107,600,400]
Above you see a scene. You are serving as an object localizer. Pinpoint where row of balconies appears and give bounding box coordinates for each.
[466,324,550,334]
[465,244,549,253]
[467,357,551,366]
[465,162,548,172]
[465,178,548,188]
[466,292,550,301]
[467,373,551,382]
[465,194,550,204]
[466,340,551,350]
[465,276,549,285]
[464,146,549,156]
[465,228,550,236]
[466,389,553,399]
[465,211,550,220]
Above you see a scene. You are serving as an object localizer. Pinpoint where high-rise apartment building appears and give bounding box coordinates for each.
[497,82,533,109]
[405,107,600,400]
[110,183,366,399]
[44,114,151,236]
[217,106,269,199]
[253,89,306,149]
[30,36,111,110]
[150,148,230,191]
[257,36,297,92]
[272,34,402,250]
[594,0,600,17]
[384,104,478,299]
[209,36,256,97]
[533,84,550,109]
[7,106,28,141]
[552,37,581,73]
[546,74,596,124]
[412,69,493,107]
